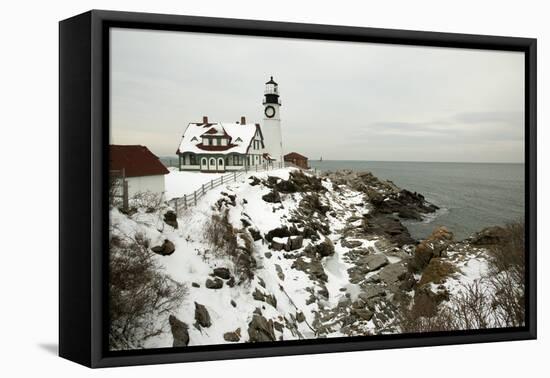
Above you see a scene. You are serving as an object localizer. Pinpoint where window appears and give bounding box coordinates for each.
[203,137,209,146]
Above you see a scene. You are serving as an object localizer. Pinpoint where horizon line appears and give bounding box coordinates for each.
[309,159,525,164]
[157,155,524,164]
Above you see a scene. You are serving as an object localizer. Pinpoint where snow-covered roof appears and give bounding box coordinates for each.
[177,122,262,155]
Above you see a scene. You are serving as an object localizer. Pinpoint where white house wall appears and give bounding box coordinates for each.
[126,175,166,198]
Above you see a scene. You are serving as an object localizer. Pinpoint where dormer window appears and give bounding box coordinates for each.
[191,136,198,142]
[235,137,243,143]
[203,137,210,146]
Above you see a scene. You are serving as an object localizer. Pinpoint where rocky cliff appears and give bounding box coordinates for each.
[109,168,519,349]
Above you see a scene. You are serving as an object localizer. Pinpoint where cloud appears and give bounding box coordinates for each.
[454,111,524,124]
[110,28,525,163]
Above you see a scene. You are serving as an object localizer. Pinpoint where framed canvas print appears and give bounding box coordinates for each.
[59,10,537,368]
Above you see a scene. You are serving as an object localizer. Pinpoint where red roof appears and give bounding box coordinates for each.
[284,152,308,161]
[110,145,169,177]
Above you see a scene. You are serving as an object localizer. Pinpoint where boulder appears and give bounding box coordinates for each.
[359,285,386,301]
[471,226,508,246]
[205,278,223,289]
[352,308,374,321]
[291,257,328,283]
[223,328,241,342]
[397,208,422,220]
[249,176,261,186]
[194,302,212,328]
[226,276,236,287]
[275,264,285,281]
[248,227,262,241]
[362,214,415,247]
[247,314,276,342]
[270,237,286,251]
[379,263,408,285]
[252,288,277,308]
[262,190,281,203]
[151,239,176,256]
[413,226,453,269]
[363,254,389,272]
[341,239,363,249]
[265,226,300,241]
[213,267,231,280]
[305,238,335,258]
[296,312,306,323]
[163,211,178,229]
[285,235,304,251]
[169,315,189,347]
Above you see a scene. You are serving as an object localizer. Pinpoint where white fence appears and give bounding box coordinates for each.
[167,161,293,213]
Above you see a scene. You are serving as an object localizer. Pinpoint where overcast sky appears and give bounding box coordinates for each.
[110,28,525,163]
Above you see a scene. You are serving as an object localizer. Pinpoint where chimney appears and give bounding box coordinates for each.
[240,116,246,125]
[202,116,208,124]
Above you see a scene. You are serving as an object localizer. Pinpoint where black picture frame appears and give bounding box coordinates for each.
[59,9,537,368]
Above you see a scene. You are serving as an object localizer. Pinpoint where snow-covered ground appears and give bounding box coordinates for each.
[164,167,224,200]
[111,167,504,349]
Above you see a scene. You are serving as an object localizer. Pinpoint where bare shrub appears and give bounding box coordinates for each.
[417,258,456,287]
[396,222,525,333]
[448,279,492,330]
[129,191,165,213]
[487,221,525,327]
[488,270,525,327]
[109,174,122,209]
[204,210,256,282]
[109,232,187,350]
[395,293,457,333]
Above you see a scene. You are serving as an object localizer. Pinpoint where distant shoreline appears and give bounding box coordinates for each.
[159,156,524,166]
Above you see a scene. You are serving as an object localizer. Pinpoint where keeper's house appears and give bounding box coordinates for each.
[110,145,169,197]
[176,116,270,173]
[176,76,283,173]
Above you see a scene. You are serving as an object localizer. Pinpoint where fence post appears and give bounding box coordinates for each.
[202,184,205,195]
[234,172,236,182]
[221,175,224,184]
[211,180,213,189]
[175,198,178,215]
[184,194,187,209]
[194,191,197,206]
[122,179,129,213]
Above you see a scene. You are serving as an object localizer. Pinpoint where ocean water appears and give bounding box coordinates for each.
[310,160,525,240]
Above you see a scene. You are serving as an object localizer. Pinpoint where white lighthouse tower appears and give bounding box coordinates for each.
[262,76,283,163]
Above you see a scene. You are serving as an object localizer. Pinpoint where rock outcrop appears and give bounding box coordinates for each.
[151,239,176,256]
[163,210,178,229]
[169,315,189,347]
[194,302,212,328]
[247,314,276,342]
